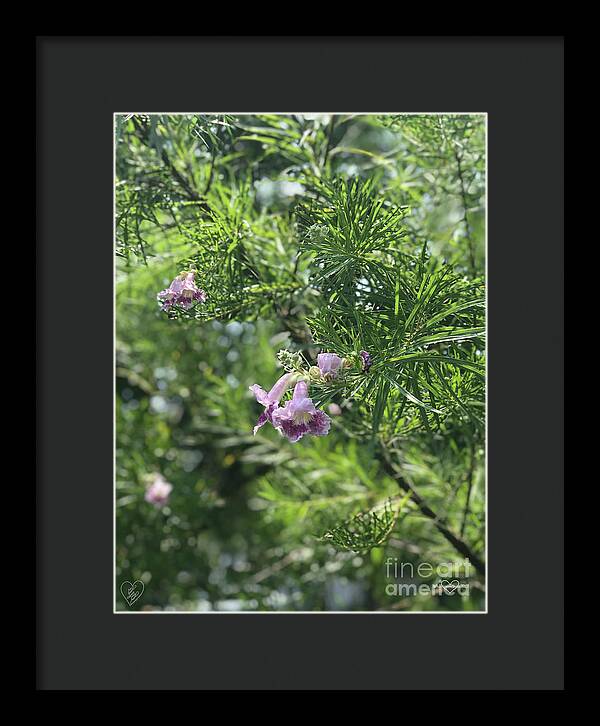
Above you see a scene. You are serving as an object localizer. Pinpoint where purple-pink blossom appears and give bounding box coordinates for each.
[249,372,294,435]
[250,376,331,443]
[157,271,206,311]
[271,380,331,443]
[144,474,173,508]
[317,353,343,380]
[328,402,342,416]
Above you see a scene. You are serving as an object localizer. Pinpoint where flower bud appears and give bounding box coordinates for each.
[360,350,373,372]
[309,366,322,381]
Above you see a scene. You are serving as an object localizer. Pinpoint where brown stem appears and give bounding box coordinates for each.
[381,450,485,577]
[460,441,476,538]
[132,117,209,210]
[159,147,200,201]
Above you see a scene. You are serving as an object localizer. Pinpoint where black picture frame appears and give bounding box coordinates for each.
[37,36,564,691]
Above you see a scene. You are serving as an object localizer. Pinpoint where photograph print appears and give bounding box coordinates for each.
[115,113,486,613]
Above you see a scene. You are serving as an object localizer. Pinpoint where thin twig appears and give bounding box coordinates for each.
[132,116,209,209]
[159,146,200,201]
[460,441,476,539]
[381,448,485,576]
[203,149,216,196]
[453,145,476,276]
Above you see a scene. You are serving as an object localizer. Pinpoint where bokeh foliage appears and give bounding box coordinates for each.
[116,113,485,611]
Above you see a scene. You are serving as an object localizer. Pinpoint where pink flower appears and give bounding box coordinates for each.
[250,376,331,443]
[271,380,331,443]
[144,474,173,508]
[327,402,342,416]
[249,373,294,435]
[317,353,343,380]
[157,271,206,311]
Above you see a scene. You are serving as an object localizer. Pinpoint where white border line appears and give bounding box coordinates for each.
[113,113,117,615]
[113,112,488,615]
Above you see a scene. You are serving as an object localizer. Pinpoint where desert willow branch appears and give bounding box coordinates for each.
[131,117,208,209]
[381,449,485,577]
